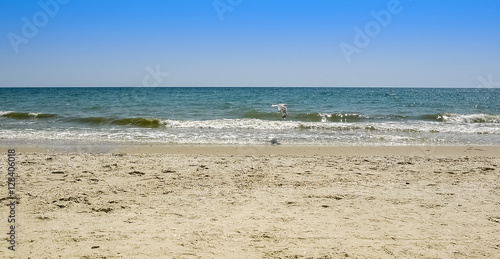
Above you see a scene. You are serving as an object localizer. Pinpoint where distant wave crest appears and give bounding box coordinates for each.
[72,117,162,128]
[243,110,371,122]
[0,111,57,119]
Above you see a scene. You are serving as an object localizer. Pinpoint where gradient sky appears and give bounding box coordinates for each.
[1,0,499,87]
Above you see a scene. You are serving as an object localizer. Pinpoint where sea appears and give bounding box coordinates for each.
[0,87,499,148]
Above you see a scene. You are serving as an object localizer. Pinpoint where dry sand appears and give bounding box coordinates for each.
[1,145,499,258]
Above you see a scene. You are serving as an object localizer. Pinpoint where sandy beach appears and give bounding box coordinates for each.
[1,145,499,258]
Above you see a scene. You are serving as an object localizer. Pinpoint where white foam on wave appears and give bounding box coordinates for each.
[28,112,41,117]
[161,118,376,131]
[159,119,500,135]
[0,111,13,116]
[162,119,303,130]
[318,113,332,122]
[316,112,369,122]
[438,113,500,123]
[374,120,500,136]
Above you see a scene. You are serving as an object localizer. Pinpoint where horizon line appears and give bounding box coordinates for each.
[1,86,497,89]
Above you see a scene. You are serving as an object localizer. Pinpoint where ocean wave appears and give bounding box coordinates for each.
[0,111,57,119]
[65,115,500,134]
[72,117,115,124]
[435,113,500,123]
[72,117,162,128]
[230,111,499,124]
[3,109,499,131]
[111,118,162,128]
[242,110,374,122]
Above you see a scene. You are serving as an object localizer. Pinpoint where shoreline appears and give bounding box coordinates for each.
[2,144,500,157]
[116,144,500,157]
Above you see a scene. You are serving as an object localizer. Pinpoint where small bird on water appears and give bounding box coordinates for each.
[271,104,287,119]
[270,138,281,145]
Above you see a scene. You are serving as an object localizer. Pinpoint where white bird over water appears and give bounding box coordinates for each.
[271,104,287,119]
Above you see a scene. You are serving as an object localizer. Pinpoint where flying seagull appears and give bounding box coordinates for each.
[271,104,287,119]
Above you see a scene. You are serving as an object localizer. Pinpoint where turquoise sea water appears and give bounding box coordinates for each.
[0,87,499,146]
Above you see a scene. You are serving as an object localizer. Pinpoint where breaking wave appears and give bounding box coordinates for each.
[435,113,500,123]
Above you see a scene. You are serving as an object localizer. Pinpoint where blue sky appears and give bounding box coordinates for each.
[1,0,499,87]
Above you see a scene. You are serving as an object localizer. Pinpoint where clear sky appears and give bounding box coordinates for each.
[1,0,499,87]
